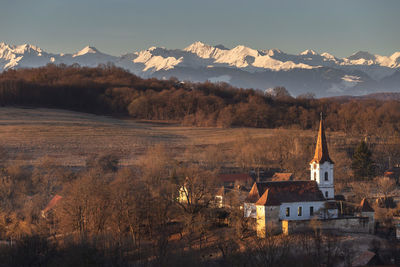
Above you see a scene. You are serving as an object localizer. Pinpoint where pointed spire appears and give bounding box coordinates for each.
[310,113,334,164]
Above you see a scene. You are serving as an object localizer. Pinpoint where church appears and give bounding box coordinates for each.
[243,114,339,236]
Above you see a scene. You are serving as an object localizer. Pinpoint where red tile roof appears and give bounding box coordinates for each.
[246,181,325,206]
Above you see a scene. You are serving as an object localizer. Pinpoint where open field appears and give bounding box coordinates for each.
[0,107,325,167]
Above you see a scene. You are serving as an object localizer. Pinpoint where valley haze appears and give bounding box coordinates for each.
[1,41,400,97]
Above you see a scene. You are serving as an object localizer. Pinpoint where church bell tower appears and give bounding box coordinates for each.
[310,113,334,199]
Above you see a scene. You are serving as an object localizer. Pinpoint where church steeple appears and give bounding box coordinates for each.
[310,113,335,199]
[310,113,334,165]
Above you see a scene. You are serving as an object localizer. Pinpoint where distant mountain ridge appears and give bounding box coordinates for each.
[1,41,399,97]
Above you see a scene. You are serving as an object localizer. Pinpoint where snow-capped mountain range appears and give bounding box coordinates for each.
[1,41,400,97]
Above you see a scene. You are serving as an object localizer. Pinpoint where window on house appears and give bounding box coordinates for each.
[310,206,314,216]
[325,191,329,198]
[325,172,328,181]
[298,206,302,216]
[286,207,290,217]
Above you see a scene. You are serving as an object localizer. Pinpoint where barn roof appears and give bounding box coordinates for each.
[246,181,325,205]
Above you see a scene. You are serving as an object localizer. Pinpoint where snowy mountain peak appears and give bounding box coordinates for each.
[184,41,217,58]
[300,49,318,56]
[230,45,259,57]
[73,46,99,57]
[232,45,253,51]
[321,52,336,60]
[12,44,42,54]
[184,41,211,51]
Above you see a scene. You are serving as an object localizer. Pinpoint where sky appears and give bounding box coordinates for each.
[0,0,399,57]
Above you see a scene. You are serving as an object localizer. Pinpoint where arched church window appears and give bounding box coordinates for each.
[325,191,329,198]
[324,172,328,181]
[314,172,316,180]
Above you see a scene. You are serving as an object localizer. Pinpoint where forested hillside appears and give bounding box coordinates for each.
[1,64,400,135]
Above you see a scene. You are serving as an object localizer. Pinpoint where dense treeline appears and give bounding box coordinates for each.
[1,64,400,134]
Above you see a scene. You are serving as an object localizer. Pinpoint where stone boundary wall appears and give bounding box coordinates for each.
[282,216,372,235]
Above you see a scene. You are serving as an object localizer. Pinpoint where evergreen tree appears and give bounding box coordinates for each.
[351,141,375,180]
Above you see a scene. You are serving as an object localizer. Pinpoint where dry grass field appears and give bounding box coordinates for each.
[0,107,340,168]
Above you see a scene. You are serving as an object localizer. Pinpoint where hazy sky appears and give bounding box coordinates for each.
[1,0,399,57]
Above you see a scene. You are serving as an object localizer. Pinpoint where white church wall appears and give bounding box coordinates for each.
[279,201,325,221]
[317,162,334,186]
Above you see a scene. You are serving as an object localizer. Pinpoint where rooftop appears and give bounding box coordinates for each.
[246,181,325,205]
